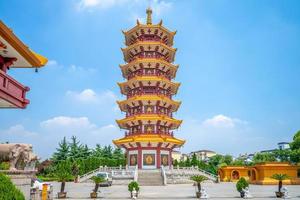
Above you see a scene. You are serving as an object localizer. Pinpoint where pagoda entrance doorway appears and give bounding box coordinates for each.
[142,150,156,169]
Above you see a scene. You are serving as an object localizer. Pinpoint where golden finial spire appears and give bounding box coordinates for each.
[146,7,152,25]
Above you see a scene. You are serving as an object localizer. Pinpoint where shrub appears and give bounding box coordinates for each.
[0,173,25,200]
[0,162,9,170]
[91,176,105,193]
[271,173,290,192]
[190,175,208,193]
[236,177,249,193]
[128,181,140,192]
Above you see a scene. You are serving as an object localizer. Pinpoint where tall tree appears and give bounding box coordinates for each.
[69,136,81,160]
[113,148,124,160]
[81,144,91,158]
[191,153,198,166]
[223,155,233,165]
[52,137,69,163]
[290,130,300,150]
[93,144,103,157]
[102,145,113,158]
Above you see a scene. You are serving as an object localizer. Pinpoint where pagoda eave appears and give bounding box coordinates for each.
[123,24,176,46]
[0,21,47,68]
[113,134,185,148]
[120,58,179,79]
[117,95,181,112]
[116,115,182,129]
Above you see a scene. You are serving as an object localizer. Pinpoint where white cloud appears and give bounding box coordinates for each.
[0,116,122,158]
[77,0,128,10]
[0,124,37,137]
[66,89,117,104]
[177,115,272,156]
[202,114,246,128]
[40,116,96,130]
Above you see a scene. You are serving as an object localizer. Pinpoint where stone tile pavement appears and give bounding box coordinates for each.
[50,182,300,200]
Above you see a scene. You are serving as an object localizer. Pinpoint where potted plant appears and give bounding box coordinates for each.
[190,175,208,198]
[271,173,290,198]
[236,177,249,198]
[90,176,105,198]
[128,181,140,198]
[55,162,72,199]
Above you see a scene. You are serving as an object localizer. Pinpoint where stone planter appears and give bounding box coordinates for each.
[240,191,245,198]
[90,192,97,198]
[130,191,139,198]
[275,191,284,198]
[57,192,67,198]
[196,191,201,198]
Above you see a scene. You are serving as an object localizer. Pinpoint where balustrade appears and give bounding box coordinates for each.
[127,69,171,80]
[129,52,170,62]
[127,90,172,99]
[125,131,174,136]
[128,34,169,46]
[126,110,172,117]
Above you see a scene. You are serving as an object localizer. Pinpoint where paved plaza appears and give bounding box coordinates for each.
[51,182,300,200]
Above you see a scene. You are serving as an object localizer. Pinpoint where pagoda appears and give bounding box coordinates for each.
[113,8,185,169]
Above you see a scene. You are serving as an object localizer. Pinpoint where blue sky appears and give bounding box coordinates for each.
[1,0,300,159]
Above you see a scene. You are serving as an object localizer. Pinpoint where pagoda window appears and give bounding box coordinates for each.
[144,125,154,133]
[145,105,154,114]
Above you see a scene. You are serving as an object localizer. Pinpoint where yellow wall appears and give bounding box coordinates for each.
[218,162,300,185]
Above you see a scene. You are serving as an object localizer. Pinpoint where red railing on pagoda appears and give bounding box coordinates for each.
[128,51,170,62]
[126,110,173,118]
[128,34,169,46]
[0,69,29,108]
[127,69,172,80]
[127,88,172,99]
[125,131,174,137]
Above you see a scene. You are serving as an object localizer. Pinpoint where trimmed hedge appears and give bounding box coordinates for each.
[0,173,25,200]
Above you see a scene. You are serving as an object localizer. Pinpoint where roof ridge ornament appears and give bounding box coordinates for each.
[146,7,152,25]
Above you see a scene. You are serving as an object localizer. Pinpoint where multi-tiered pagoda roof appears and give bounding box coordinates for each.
[113,8,185,169]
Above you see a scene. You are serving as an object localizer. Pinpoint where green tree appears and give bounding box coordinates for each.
[271,174,290,192]
[223,155,233,165]
[231,158,245,166]
[185,157,191,167]
[173,159,179,166]
[290,130,300,150]
[93,144,103,157]
[69,136,81,160]
[52,137,69,163]
[91,176,105,193]
[190,175,208,194]
[80,144,91,158]
[113,147,124,160]
[55,161,72,194]
[293,130,300,140]
[290,149,300,163]
[208,154,223,167]
[102,145,113,158]
[252,152,276,164]
[236,177,249,193]
[273,149,290,162]
[191,153,198,166]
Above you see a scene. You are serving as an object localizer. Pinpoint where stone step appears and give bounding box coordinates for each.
[138,170,163,186]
